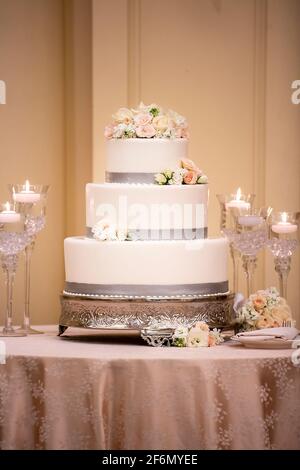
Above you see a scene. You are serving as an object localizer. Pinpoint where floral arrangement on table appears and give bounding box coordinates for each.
[172,322,223,347]
[104,102,189,140]
[92,219,129,242]
[235,287,293,332]
[155,158,208,186]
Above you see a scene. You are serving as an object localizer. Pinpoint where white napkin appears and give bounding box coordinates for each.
[236,327,299,341]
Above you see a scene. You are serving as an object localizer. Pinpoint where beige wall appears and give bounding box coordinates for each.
[93,0,300,322]
[0,0,92,325]
[0,0,299,325]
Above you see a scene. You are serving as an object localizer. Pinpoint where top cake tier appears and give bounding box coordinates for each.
[105,138,188,184]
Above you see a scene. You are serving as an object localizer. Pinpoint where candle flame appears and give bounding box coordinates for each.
[5,201,10,211]
[236,188,241,201]
[281,212,288,223]
[25,180,30,192]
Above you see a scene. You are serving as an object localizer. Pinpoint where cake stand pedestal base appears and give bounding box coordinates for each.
[59,292,235,346]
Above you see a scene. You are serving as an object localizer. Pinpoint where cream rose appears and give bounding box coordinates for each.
[155,173,167,185]
[197,174,208,184]
[112,107,134,124]
[187,327,209,347]
[152,115,169,132]
[183,170,198,185]
[136,124,156,138]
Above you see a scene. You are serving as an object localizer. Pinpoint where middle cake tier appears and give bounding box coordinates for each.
[86,183,208,240]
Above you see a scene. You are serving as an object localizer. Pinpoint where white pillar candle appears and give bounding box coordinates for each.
[13,180,41,203]
[0,202,21,223]
[226,188,250,210]
[238,215,263,226]
[272,212,298,234]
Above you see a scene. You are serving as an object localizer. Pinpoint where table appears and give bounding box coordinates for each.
[0,325,300,450]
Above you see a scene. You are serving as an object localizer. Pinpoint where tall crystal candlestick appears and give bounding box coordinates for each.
[216,190,255,293]
[267,211,298,298]
[9,183,49,334]
[232,209,267,298]
[0,214,30,337]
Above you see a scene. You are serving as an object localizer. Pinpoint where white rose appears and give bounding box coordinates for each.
[117,229,127,241]
[155,173,167,185]
[112,107,134,124]
[113,123,127,138]
[171,169,184,185]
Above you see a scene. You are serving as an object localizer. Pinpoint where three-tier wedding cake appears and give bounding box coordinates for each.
[63,103,229,300]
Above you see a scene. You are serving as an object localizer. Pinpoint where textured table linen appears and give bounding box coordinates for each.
[0,325,300,450]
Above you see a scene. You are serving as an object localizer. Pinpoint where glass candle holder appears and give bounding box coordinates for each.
[0,203,31,337]
[231,208,268,298]
[216,189,255,293]
[267,211,299,299]
[9,183,49,334]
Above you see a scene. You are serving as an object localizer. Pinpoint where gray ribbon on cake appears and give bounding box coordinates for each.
[64,281,229,297]
[86,227,208,240]
[106,171,157,184]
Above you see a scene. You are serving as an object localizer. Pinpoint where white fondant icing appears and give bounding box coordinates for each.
[64,237,228,288]
[86,183,209,231]
[105,138,188,175]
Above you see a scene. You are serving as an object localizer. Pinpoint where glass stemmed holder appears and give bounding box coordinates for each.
[0,203,31,336]
[9,183,49,334]
[231,208,268,298]
[216,190,255,293]
[266,212,299,299]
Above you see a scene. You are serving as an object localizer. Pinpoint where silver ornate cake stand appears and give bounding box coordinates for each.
[59,292,235,346]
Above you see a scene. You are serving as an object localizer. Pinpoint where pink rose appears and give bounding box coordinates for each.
[136,124,156,138]
[174,127,189,139]
[104,125,115,139]
[183,170,198,185]
[253,295,267,312]
[134,113,152,126]
[181,159,202,176]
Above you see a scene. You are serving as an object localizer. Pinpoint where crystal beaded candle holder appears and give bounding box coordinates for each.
[0,210,31,337]
[231,209,268,298]
[267,211,299,299]
[9,183,49,334]
[216,190,255,293]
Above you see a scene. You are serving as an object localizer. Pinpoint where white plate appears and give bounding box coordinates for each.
[231,335,300,349]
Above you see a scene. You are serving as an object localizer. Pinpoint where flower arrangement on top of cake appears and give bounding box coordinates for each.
[104,102,189,140]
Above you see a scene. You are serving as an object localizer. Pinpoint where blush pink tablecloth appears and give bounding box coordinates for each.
[0,325,300,450]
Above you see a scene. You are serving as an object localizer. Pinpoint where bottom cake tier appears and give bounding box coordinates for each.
[64,237,229,298]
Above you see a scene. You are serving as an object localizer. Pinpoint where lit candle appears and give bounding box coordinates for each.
[238,215,263,227]
[272,212,298,234]
[0,202,21,223]
[13,180,41,203]
[226,188,250,210]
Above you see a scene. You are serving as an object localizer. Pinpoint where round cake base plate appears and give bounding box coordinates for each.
[59,292,235,345]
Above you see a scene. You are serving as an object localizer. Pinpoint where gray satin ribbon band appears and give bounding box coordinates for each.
[106,171,156,184]
[65,281,229,297]
[86,227,208,240]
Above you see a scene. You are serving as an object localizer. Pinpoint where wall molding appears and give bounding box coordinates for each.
[252,0,267,289]
[253,0,267,206]
[127,0,141,107]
